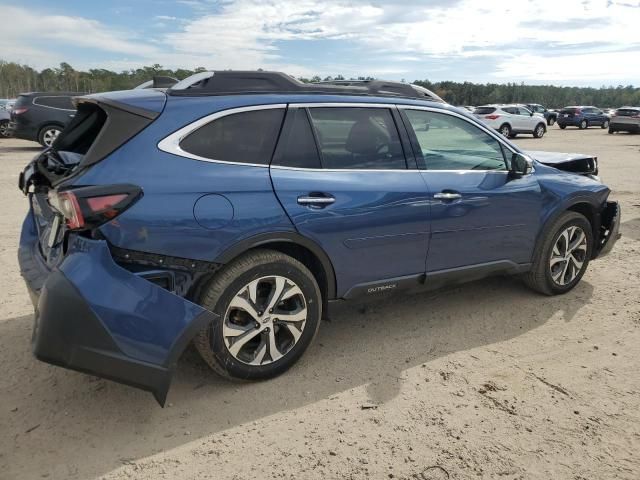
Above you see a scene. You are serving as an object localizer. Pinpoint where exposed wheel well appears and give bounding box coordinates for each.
[567,202,598,249]
[249,241,331,304]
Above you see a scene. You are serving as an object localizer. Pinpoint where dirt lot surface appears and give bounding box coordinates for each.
[1,127,639,480]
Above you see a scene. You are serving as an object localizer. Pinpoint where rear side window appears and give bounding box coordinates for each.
[474,107,496,114]
[404,109,507,171]
[180,108,285,165]
[502,107,516,114]
[616,108,640,117]
[307,107,406,170]
[272,108,321,169]
[33,96,75,110]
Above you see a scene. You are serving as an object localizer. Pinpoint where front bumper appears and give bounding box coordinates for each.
[595,201,621,258]
[18,214,217,405]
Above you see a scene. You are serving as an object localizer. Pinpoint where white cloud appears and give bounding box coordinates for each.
[1,0,639,84]
[1,5,158,67]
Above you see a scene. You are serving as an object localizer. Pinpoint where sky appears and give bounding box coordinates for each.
[1,0,639,86]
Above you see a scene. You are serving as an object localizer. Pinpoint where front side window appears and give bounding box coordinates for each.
[404,109,507,171]
[307,107,406,170]
[179,108,285,164]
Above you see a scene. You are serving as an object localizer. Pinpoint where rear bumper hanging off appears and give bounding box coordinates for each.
[18,217,217,405]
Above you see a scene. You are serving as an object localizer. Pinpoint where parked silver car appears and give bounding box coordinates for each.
[609,107,640,134]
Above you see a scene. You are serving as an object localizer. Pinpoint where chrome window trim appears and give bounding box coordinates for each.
[32,96,76,112]
[157,103,287,167]
[157,101,525,172]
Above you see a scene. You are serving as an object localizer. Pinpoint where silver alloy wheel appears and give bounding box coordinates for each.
[535,125,545,137]
[500,125,510,136]
[42,128,60,147]
[549,225,588,286]
[0,121,9,137]
[223,275,307,366]
[580,120,587,129]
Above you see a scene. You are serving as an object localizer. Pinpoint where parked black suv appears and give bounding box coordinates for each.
[10,92,83,147]
[524,104,558,126]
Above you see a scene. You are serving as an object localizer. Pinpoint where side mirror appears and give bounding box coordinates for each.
[510,153,533,177]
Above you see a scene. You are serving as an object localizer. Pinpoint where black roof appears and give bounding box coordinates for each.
[168,70,445,102]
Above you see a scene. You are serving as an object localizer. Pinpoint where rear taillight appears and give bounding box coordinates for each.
[48,184,142,231]
[485,114,500,120]
[12,107,28,115]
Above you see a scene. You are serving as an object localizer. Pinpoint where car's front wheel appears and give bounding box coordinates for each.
[547,117,556,126]
[524,211,593,295]
[579,120,588,129]
[38,125,62,147]
[194,250,322,380]
[601,120,610,129]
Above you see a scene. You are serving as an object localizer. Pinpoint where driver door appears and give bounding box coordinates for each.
[400,107,542,273]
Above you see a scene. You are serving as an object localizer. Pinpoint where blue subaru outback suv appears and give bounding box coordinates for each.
[18,71,620,405]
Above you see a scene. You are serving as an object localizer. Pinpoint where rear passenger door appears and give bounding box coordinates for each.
[270,104,431,298]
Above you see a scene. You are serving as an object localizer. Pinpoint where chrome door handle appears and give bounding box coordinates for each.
[297,196,335,206]
[433,192,462,200]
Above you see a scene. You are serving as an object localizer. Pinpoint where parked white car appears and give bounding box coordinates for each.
[474,104,547,138]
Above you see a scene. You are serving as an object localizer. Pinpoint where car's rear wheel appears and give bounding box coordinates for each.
[0,120,10,138]
[533,123,546,138]
[524,211,593,295]
[194,250,322,380]
[559,124,566,129]
[499,124,511,137]
[579,120,588,130]
[601,120,610,129]
[38,125,62,147]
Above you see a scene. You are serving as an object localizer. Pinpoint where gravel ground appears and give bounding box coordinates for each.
[1,126,639,480]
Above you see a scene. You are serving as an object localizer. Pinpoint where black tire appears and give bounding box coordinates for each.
[547,117,556,126]
[499,123,511,137]
[601,120,610,129]
[533,123,546,138]
[508,133,518,139]
[559,124,566,130]
[38,124,63,147]
[608,128,615,134]
[194,249,322,380]
[579,119,588,130]
[523,211,593,296]
[0,119,10,138]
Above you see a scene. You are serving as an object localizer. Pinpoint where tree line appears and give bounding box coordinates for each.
[1,60,638,108]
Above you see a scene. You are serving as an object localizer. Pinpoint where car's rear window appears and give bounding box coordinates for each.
[615,108,640,117]
[474,107,496,114]
[14,95,31,108]
[560,108,580,114]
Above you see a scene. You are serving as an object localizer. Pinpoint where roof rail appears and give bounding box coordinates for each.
[316,79,445,103]
[167,70,445,102]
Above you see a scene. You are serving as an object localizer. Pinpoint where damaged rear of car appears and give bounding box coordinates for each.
[18,89,218,405]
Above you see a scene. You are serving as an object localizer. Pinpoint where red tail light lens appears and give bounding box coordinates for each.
[49,185,142,231]
[12,107,28,115]
[485,114,500,120]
